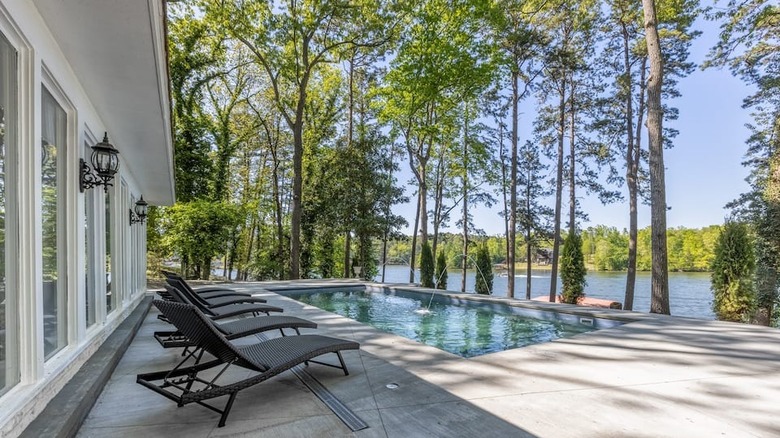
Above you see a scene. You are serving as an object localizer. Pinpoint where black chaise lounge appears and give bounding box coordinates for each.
[162,284,283,320]
[138,300,360,427]
[154,286,318,350]
[161,270,250,299]
[165,278,268,307]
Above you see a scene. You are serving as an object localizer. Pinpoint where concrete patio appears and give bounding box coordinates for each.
[76,282,780,437]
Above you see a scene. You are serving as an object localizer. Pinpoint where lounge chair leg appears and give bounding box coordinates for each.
[336,351,349,376]
[218,392,238,428]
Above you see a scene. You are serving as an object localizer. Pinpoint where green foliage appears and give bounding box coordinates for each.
[420,242,435,288]
[711,221,756,322]
[159,201,243,279]
[435,250,448,290]
[580,225,721,272]
[560,231,587,304]
[475,244,494,295]
[709,0,780,325]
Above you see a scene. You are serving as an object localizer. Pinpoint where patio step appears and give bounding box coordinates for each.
[20,296,152,438]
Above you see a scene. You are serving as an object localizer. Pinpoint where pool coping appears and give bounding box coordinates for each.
[266,280,676,325]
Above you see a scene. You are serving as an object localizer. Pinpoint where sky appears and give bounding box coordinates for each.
[390,13,754,236]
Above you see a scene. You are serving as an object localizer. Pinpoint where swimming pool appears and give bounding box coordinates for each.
[287,288,617,358]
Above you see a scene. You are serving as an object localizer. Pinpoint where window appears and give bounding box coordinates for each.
[0,30,17,395]
[41,87,67,360]
[84,142,96,328]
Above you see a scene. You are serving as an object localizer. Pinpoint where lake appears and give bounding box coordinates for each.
[374,265,716,320]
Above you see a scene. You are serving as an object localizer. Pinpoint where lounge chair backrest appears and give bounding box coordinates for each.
[162,285,239,335]
[163,284,218,318]
[153,300,257,368]
[166,278,213,308]
[163,272,195,291]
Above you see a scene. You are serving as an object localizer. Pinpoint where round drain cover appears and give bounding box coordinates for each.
[385,383,399,390]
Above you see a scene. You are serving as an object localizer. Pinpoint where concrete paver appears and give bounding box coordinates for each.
[77,281,780,437]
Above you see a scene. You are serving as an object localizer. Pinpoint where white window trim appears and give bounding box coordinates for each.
[0,1,40,386]
[0,5,25,396]
[40,65,77,366]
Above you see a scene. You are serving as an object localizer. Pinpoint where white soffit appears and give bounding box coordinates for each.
[34,0,175,205]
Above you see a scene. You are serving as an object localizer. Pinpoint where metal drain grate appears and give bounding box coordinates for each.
[254,332,369,431]
[291,365,369,431]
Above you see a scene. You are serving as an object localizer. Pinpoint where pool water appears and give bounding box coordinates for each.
[291,290,596,358]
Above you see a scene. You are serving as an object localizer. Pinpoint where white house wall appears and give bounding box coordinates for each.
[0,1,170,436]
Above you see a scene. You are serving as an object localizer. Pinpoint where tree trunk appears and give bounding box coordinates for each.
[419,163,429,246]
[348,53,355,148]
[409,190,422,283]
[499,122,510,284]
[290,119,304,279]
[381,236,389,283]
[344,231,352,278]
[623,24,639,311]
[462,110,469,293]
[272,157,285,280]
[526,175,532,300]
[432,154,445,260]
[508,69,519,299]
[550,78,566,302]
[381,143,396,283]
[568,90,576,234]
[222,250,229,280]
[643,0,670,314]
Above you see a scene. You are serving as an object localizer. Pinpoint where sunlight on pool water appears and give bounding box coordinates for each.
[292,290,595,358]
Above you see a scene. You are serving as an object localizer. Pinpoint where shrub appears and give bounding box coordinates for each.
[475,244,494,295]
[561,231,586,304]
[435,250,448,289]
[711,221,755,322]
[420,241,435,288]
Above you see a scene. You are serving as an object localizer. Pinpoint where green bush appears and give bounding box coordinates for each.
[711,221,755,322]
[435,250,448,289]
[420,241,435,288]
[475,244,494,295]
[561,232,587,304]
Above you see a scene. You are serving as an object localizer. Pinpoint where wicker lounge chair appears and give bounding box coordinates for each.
[165,278,268,307]
[154,289,317,350]
[138,300,359,427]
[160,270,251,299]
[162,284,283,320]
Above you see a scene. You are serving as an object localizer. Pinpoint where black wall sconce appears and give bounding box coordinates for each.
[129,196,148,225]
[80,132,119,192]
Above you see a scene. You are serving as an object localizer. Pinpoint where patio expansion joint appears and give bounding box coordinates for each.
[356,350,390,436]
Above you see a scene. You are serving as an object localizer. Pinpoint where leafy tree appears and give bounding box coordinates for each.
[595,0,699,309]
[486,0,547,298]
[160,201,243,279]
[711,221,755,322]
[168,5,223,202]
[435,250,448,290]
[642,0,671,314]
[420,241,435,288]
[517,141,553,298]
[475,244,494,294]
[380,0,492,281]
[707,0,780,325]
[207,0,393,279]
[560,231,586,304]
